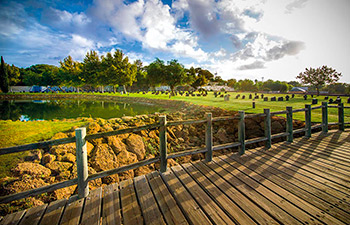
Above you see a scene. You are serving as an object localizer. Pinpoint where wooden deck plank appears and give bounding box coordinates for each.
[102,183,121,225]
[134,175,166,225]
[146,171,188,225]
[18,204,47,225]
[257,146,350,191]
[161,168,212,225]
[60,197,84,225]
[192,161,279,225]
[81,187,102,225]
[182,163,262,224]
[120,179,143,225]
[171,165,235,224]
[205,159,300,224]
[249,147,350,203]
[221,154,347,225]
[0,210,26,225]
[39,199,67,225]
[232,150,350,224]
[266,143,350,175]
[246,149,350,213]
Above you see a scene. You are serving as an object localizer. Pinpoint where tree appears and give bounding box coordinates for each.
[0,56,9,93]
[6,64,21,85]
[296,66,342,95]
[22,64,59,86]
[133,59,149,90]
[237,79,257,91]
[81,50,102,89]
[59,55,83,91]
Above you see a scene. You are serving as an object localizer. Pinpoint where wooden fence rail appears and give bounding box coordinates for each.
[0,102,348,204]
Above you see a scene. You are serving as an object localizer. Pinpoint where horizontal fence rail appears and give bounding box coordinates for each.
[0,102,348,204]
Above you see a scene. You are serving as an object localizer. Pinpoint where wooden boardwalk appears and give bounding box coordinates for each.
[2,129,350,225]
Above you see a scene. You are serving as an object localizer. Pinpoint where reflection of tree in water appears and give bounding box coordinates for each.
[0,100,163,120]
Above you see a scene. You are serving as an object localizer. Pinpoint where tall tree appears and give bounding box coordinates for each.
[81,50,101,90]
[22,64,59,86]
[6,64,21,85]
[133,59,149,90]
[59,55,83,91]
[0,56,9,93]
[296,66,342,95]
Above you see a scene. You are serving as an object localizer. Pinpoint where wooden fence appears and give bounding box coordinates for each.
[0,102,348,204]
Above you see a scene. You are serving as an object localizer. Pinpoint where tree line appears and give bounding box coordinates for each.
[0,50,348,94]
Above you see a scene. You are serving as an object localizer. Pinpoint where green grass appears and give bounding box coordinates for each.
[0,119,88,178]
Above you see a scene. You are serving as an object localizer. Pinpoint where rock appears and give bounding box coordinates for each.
[12,162,51,178]
[90,144,119,184]
[125,134,146,160]
[24,149,42,162]
[46,161,73,174]
[51,132,68,140]
[216,128,229,143]
[56,170,71,181]
[42,153,56,165]
[71,165,102,189]
[101,123,114,132]
[87,122,101,134]
[122,116,134,122]
[107,136,127,155]
[61,153,76,163]
[4,175,48,194]
[271,120,284,134]
[53,185,76,200]
[50,141,94,157]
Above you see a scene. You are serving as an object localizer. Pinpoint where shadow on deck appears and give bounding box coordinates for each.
[2,129,350,225]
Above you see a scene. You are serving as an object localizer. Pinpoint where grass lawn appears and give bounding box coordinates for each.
[0,119,88,178]
[122,91,350,123]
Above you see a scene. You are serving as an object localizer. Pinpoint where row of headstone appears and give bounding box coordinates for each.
[263,95,290,101]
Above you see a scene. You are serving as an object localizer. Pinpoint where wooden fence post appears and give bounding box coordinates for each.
[322,102,328,133]
[338,103,344,131]
[264,109,271,149]
[286,106,293,142]
[305,104,311,138]
[159,115,167,173]
[75,127,89,198]
[205,113,213,162]
[238,111,245,155]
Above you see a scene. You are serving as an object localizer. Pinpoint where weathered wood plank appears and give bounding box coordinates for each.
[182,163,259,225]
[120,179,143,225]
[160,168,212,225]
[233,150,350,223]
[60,197,84,225]
[81,187,102,225]
[102,183,121,225]
[220,155,342,224]
[76,128,89,198]
[167,119,206,126]
[146,171,188,225]
[205,113,213,162]
[206,158,301,224]
[0,210,26,225]
[192,161,279,225]
[159,115,167,173]
[238,111,245,155]
[171,165,234,224]
[18,204,47,225]
[39,199,67,225]
[134,175,166,225]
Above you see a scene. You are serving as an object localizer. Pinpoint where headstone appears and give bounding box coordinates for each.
[224,95,230,101]
[197,94,201,96]
[235,95,239,99]
[335,97,341,104]
[271,97,276,101]
[261,94,264,98]
[303,95,307,100]
[264,97,268,101]
[255,96,259,99]
[278,97,283,101]
[312,98,318,104]
[292,94,295,98]
[220,94,224,97]
[324,96,329,100]
[311,94,314,98]
[249,94,252,99]
[252,102,256,108]
[328,98,334,104]
[285,95,290,101]
[347,97,350,104]
[242,95,245,99]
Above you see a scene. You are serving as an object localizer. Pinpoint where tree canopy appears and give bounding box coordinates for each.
[296,66,342,95]
[0,56,9,93]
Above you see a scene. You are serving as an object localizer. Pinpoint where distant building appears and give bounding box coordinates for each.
[288,87,308,94]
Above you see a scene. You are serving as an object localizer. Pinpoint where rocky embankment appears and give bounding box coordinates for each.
[0,106,305,215]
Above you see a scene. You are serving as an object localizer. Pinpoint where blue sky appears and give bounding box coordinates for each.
[0,0,349,82]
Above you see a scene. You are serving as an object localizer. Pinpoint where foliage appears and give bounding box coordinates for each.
[0,56,9,93]
[6,64,21,86]
[133,60,149,90]
[296,66,342,95]
[22,64,60,86]
[81,50,101,87]
[236,79,257,91]
[59,55,83,88]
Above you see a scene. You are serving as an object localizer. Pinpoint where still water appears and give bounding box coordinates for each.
[0,99,164,121]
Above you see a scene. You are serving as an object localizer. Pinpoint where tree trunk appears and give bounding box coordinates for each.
[316,87,319,96]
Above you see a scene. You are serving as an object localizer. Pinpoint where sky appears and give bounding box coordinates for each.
[0,0,349,83]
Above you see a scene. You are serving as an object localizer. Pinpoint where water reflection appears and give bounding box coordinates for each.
[0,99,163,121]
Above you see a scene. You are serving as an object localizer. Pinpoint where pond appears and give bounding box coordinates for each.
[0,99,165,121]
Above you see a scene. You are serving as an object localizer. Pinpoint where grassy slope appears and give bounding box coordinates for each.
[0,120,87,178]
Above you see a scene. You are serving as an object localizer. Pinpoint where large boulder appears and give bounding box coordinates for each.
[42,153,56,165]
[215,128,229,143]
[12,162,51,178]
[50,141,94,157]
[125,134,146,160]
[52,185,77,200]
[4,175,48,194]
[90,144,119,184]
[46,161,73,174]
[71,165,102,189]
[107,136,127,155]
